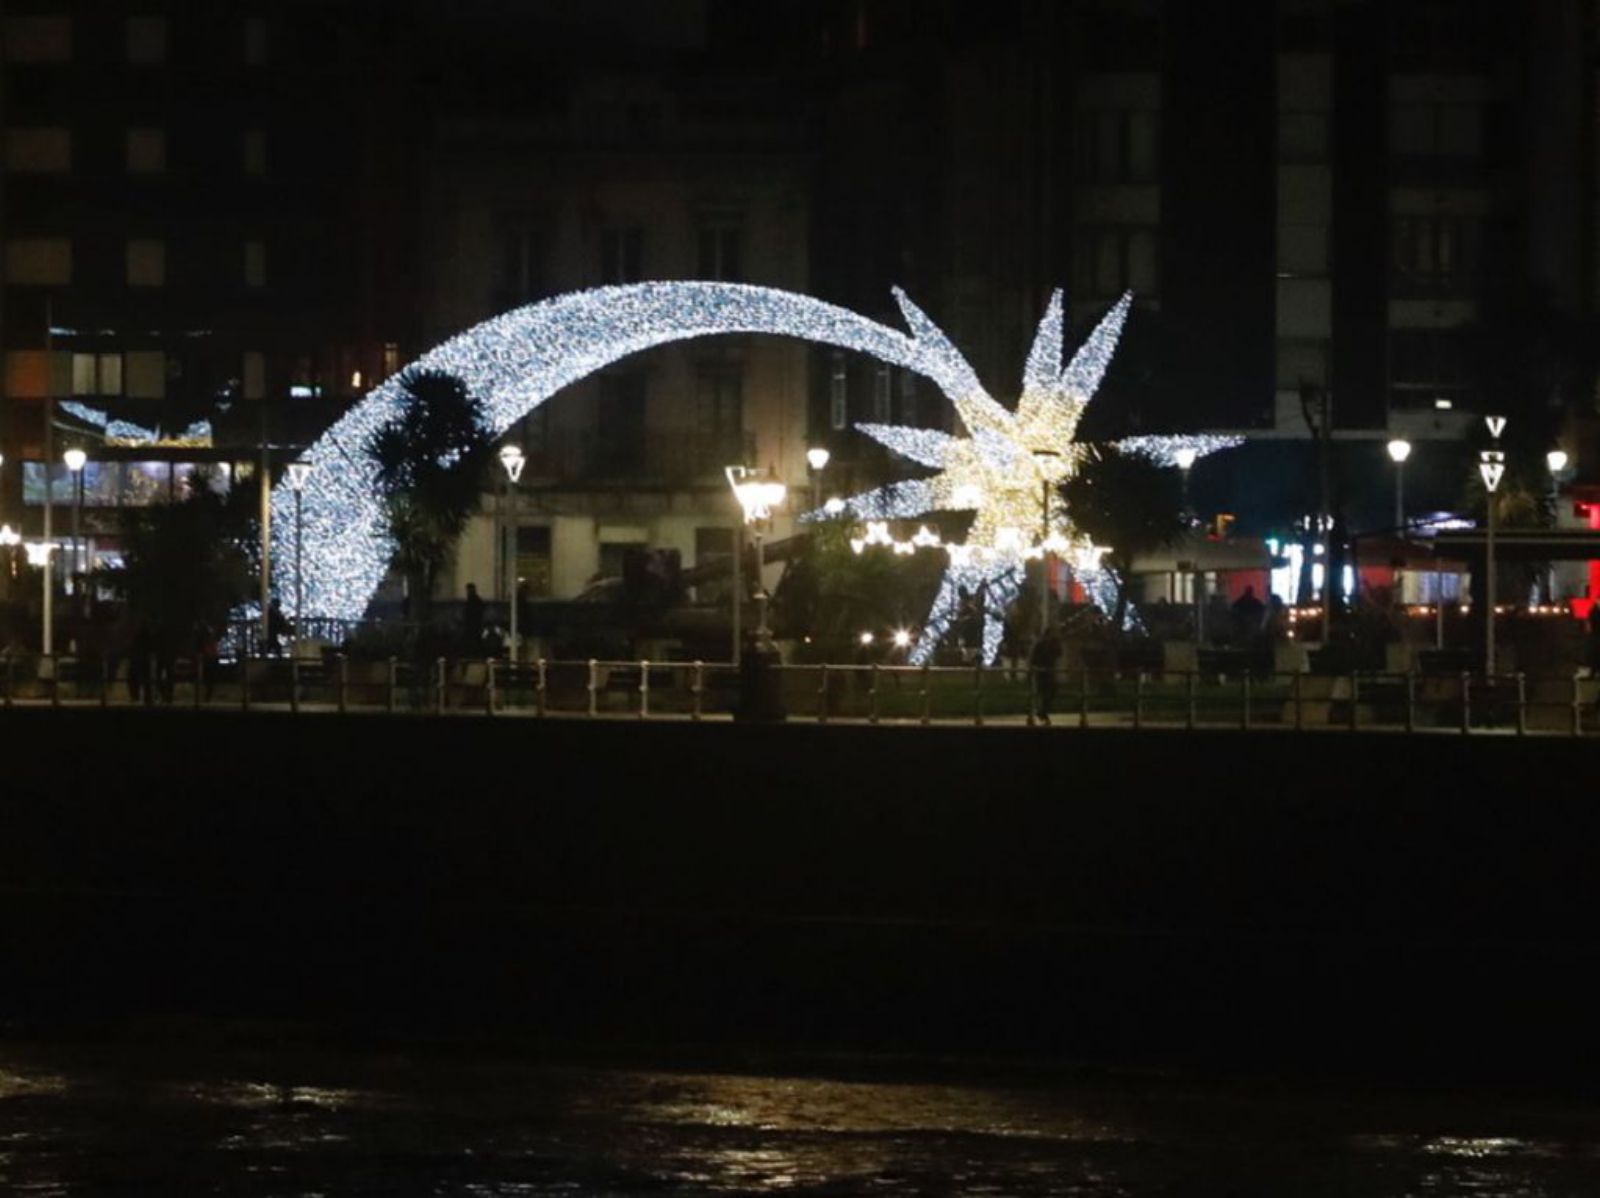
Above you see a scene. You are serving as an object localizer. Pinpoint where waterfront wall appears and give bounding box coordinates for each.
[2,709,1596,1079]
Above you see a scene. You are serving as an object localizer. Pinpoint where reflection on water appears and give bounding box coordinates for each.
[2,1035,1599,1195]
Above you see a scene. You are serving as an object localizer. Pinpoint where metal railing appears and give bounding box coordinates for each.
[2,652,1598,735]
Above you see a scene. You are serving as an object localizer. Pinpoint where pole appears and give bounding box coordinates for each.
[1039,476,1051,635]
[1485,486,1497,677]
[506,476,518,662]
[42,296,53,655]
[258,402,271,651]
[71,467,81,607]
[754,528,767,640]
[730,509,742,665]
[1395,460,1405,530]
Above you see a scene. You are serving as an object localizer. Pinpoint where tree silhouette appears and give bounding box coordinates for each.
[1060,448,1185,629]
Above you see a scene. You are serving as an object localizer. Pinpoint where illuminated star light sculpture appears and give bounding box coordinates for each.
[275,282,1238,654]
[832,290,1240,663]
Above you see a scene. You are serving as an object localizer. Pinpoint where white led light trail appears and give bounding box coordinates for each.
[280,282,1238,655]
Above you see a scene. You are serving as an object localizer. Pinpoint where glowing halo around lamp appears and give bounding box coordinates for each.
[275,281,1240,662]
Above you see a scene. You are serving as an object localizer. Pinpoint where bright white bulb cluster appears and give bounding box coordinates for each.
[279,281,1237,659]
[1115,433,1244,468]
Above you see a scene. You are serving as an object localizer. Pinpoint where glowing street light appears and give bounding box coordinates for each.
[1386,438,1412,530]
[63,448,87,604]
[806,446,830,511]
[1479,415,1506,676]
[726,464,787,659]
[497,444,526,660]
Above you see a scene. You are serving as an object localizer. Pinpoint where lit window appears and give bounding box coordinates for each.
[3,16,71,62]
[126,239,165,287]
[5,238,72,285]
[243,129,265,175]
[244,240,265,287]
[3,128,71,172]
[126,128,165,173]
[125,16,166,65]
[829,351,848,430]
[72,353,123,397]
[244,16,267,65]
[382,343,400,376]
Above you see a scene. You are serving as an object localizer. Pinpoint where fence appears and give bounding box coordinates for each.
[3,653,1598,735]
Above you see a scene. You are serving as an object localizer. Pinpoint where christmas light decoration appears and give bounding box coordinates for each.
[60,401,212,447]
[281,282,1239,651]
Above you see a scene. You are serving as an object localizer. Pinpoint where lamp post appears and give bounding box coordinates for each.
[1033,448,1062,634]
[63,448,86,607]
[806,446,830,512]
[726,464,787,656]
[1479,415,1507,677]
[1546,448,1569,605]
[498,444,525,661]
[285,460,312,643]
[1386,438,1411,530]
[1173,446,1200,638]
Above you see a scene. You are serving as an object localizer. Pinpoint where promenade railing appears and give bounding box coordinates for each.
[3,652,1598,735]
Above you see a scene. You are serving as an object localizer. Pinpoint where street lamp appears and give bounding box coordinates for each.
[285,460,313,643]
[1174,445,1199,521]
[63,448,87,606]
[498,444,525,661]
[806,446,830,511]
[1546,449,1570,605]
[1478,415,1507,677]
[1386,438,1411,531]
[726,464,787,659]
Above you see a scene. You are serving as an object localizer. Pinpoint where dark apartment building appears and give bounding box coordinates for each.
[0,2,417,554]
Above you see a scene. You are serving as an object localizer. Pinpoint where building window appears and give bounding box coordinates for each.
[1275,340,1329,389]
[600,228,643,284]
[243,351,266,400]
[871,362,891,422]
[4,128,71,172]
[514,525,552,599]
[382,342,400,376]
[1075,227,1159,297]
[596,371,646,473]
[695,365,743,464]
[829,351,849,430]
[244,16,267,65]
[125,350,166,399]
[498,221,543,305]
[127,239,165,287]
[126,128,165,173]
[1392,214,1478,293]
[1389,103,1482,158]
[243,130,266,175]
[244,240,266,287]
[3,16,71,62]
[5,238,72,285]
[125,16,166,64]
[1076,109,1159,183]
[72,353,123,397]
[1389,329,1473,410]
[697,226,743,281]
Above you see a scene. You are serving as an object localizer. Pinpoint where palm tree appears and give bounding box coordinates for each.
[367,369,495,621]
[1060,448,1185,629]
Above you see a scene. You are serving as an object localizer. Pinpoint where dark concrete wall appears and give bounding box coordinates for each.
[3,709,1597,1079]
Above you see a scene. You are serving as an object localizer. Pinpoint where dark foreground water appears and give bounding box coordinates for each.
[4,1029,1600,1196]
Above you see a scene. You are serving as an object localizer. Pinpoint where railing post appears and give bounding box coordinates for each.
[337,653,348,714]
[485,658,497,716]
[1026,665,1036,727]
[1460,671,1471,735]
[690,660,703,721]
[241,655,251,712]
[50,654,60,707]
[1078,668,1089,729]
[104,655,113,709]
[536,658,548,717]
[1515,672,1527,736]
[920,663,932,724]
[638,659,649,718]
[434,657,446,715]
[290,655,301,714]
[1133,672,1144,729]
[3,653,11,707]
[192,655,202,711]
[1240,672,1250,731]
[869,663,880,724]
[1573,671,1584,737]
[1405,671,1416,733]
[586,659,598,717]
[972,663,985,727]
[817,663,828,723]
[386,657,397,713]
[1186,670,1197,731]
[1348,671,1359,731]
